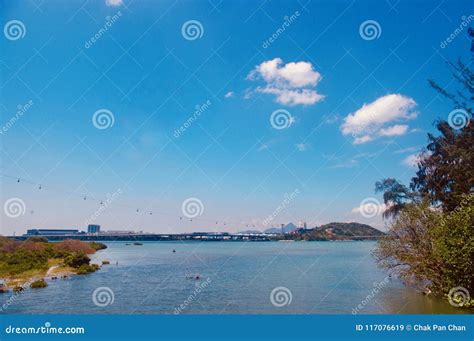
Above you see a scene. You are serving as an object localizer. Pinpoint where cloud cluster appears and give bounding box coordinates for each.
[341,94,418,144]
[247,58,324,106]
[106,0,123,6]
[351,202,387,215]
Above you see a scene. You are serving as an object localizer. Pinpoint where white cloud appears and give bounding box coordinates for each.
[351,202,387,215]
[341,94,418,144]
[353,135,373,145]
[403,154,421,167]
[378,124,409,136]
[106,0,123,6]
[259,87,324,106]
[296,143,310,152]
[248,58,321,87]
[247,58,324,106]
[224,91,234,98]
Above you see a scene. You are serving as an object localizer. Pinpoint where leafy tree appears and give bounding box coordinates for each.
[414,31,474,211]
[375,196,473,298]
[432,194,474,295]
[374,201,442,290]
[64,252,90,268]
[410,120,473,212]
[374,33,473,307]
[375,178,417,218]
[377,31,473,214]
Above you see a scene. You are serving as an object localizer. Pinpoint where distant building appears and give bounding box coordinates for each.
[25,229,80,236]
[87,224,101,234]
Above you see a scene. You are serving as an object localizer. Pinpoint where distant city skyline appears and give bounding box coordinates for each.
[1,0,471,235]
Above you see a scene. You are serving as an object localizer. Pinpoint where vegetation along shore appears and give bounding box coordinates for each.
[0,237,107,292]
[373,38,473,310]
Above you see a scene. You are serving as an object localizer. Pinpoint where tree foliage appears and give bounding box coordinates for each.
[374,201,442,289]
[374,34,473,307]
[375,178,417,218]
[411,120,474,211]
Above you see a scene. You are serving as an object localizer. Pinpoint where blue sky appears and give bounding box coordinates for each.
[0,0,472,235]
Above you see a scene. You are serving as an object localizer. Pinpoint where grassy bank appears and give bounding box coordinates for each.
[0,237,107,290]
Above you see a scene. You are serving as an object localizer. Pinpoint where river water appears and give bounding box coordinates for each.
[1,241,464,314]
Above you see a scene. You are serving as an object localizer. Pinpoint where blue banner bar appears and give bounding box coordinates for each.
[1,314,472,340]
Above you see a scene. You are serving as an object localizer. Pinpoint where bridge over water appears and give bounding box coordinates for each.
[14,232,272,242]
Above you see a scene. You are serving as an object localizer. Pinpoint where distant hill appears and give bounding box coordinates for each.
[263,227,280,234]
[263,222,298,234]
[302,222,384,240]
[253,222,383,240]
[238,230,262,234]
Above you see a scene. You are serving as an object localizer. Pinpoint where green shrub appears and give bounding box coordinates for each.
[26,237,48,243]
[432,194,474,296]
[89,242,107,251]
[30,279,48,289]
[374,201,441,289]
[75,264,99,275]
[64,253,90,268]
[375,195,474,306]
[0,248,49,275]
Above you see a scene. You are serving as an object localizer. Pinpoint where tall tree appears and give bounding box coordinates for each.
[374,178,417,219]
[411,34,473,211]
[410,120,473,211]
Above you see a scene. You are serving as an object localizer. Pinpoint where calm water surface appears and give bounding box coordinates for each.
[2,241,464,314]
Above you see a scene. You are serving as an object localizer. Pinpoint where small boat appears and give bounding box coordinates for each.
[133,242,143,246]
